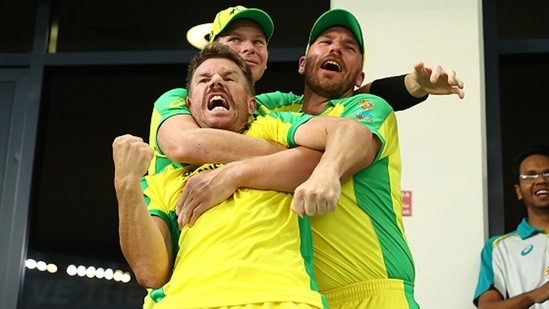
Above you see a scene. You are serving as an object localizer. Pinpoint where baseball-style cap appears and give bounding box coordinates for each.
[209,6,274,42]
[306,8,365,59]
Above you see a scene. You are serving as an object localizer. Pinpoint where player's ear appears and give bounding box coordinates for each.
[247,97,256,115]
[514,184,523,200]
[355,71,365,88]
[298,56,306,75]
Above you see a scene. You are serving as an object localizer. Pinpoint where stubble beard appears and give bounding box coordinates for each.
[304,61,355,100]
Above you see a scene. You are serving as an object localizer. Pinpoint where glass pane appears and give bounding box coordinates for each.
[53,0,329,52]
[26,65,184,308]
[29,64,184,255]
[497,0,549,40]
[0,0,37,52]
[0,82,13,187]
[499,53,549,231]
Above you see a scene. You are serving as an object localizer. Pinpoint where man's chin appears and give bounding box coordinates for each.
[207,119,233,131]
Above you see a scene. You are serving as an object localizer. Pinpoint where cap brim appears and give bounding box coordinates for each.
[187,23,213,50]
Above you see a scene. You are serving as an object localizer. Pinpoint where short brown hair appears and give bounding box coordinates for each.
[185,42,255,96]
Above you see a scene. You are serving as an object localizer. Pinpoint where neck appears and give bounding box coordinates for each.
[527,211,549,232]
[301,89,330,115]
[302,86,354,115]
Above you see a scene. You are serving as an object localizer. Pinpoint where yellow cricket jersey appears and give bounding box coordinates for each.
[147,87,417,307]
[256,93,416,300]
[143,112,326,309]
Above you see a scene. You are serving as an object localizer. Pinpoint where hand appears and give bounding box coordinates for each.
[176,164,239,228]
[407,61,465,99]
[290,168,341,217]
[112,135,153,184]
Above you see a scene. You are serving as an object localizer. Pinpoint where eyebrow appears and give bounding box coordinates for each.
[320,31,360,47]
[195,68,240,79]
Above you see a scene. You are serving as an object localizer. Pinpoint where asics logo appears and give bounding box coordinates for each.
[521,244,534,256]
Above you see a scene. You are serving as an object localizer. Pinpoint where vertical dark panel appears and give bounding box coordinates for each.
[0,82,13,189]
[0,0,37,52]
[499,54,549,231]
[485,0,549,236]
[0,80,18,309]
[497,0,549,40]
[484,0,506,236]
[0,68,37,309]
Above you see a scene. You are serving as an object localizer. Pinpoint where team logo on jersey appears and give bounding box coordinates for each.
[351,99,376,122]
[359,99,374,111]
[353,111,375,122]
[521,244,534,256]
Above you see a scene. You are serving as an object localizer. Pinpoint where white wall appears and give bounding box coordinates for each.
[332,1,486,308]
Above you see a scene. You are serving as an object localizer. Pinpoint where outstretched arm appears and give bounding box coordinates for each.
[477,284,549,309]
[358,61,465,111]
[113,134,173,288]
[404,61,465,98]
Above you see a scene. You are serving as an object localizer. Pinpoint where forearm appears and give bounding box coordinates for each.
[478,288,539,309]
[314,120,370,179]
[173,128,286,164]
[479,294,536,309]
[225,140,372,193]
[116,181,171,288]
[159,115,286,165]
[227,147,323,192]
[365,74,428,111]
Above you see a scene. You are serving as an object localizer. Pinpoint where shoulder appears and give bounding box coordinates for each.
[345,93,390,107]
[332,94,394,122]
[159,88,188,97]
[256,91,300,102]
[255,91,303,114]
[153,88,188,108]
[483,231,520,251]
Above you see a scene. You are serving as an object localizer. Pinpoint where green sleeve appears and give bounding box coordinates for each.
[339,94,395,161]
[254,91,303,116]
[149,88,189,148]
[148,88,188,174]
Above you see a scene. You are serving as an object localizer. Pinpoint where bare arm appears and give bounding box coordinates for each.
[478,284,549,309]
[113,134,173,288]
[289,116,378,216]
[231,118,378,191]
[176,147,322,228]
[158,115,287,164]
[212,114,373,193]
[178,118,378,226]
